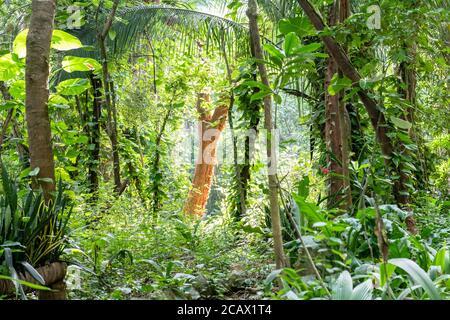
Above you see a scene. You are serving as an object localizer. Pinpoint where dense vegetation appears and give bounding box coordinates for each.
[0,0,449,300]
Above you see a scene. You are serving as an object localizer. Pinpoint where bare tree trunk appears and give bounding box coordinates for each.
[24,0,66,300]
[324,1,352,210]
[97,0,121,193]
[183,94,228,216]
[25,0,57,201]
[247,0,287,269]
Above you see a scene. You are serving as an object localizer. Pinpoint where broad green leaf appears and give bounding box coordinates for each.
[293,195,323,223]
[263,43,285,65]
[279,17,315,37]
[108,30,117,41]
[9,80,25,100]
[57,78,90,96]
[293,43,322,54]
[62,56,102,73]
[389,258,441,300]
[13,29,28,58]
[296,175,310,199]
[284,32,300,56]
[49,94,70,107]
[242,80,272,92]
[13,29,82,58]
[390,116,412,130]
[328,74,353,96]
[51,30,83,51]
[0,54,20,81]
[250,90,271,103]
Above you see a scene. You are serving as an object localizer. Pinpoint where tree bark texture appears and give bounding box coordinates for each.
[25,0,57,200]
[98,0,121,193]
[296,0,394,160]
[324,0,352,210]
[247,0,287,269]
[183,94,229,216]
[395,42,418,234]
[0,262,67,299]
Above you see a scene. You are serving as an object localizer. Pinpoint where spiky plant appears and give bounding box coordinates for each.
[0,166,72,297]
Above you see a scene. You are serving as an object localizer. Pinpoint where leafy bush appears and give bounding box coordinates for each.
[0,167,71,297]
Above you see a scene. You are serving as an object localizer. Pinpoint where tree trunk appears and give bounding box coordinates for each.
[395,42,418,234]
[247,0,287,269]
[151,108,172,219]
[25,0,57,201]
[221,39,249,219]
[0,262,67,298]
[88,74,102,199]
[97,0,121,193]
[183,94,228,216]
[324,0,352,210]
[296,0,394,161]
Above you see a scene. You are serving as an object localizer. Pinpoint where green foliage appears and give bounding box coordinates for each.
[0,0,448,302]
[0,168,71,298]
[13,29,83,58]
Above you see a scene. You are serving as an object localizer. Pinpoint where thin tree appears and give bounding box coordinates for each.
[247,0,287,269]
[97,0,123,193]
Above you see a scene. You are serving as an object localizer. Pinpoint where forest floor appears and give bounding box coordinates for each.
[61,191,449,300]
[64,195,275,300]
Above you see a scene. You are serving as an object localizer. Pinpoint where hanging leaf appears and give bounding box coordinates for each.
[13,29,28,59]
[51,30,83,51]
[263,43,285,67]
[9,80,25,100]
[13,29,82,58]
[284,32,300,56]
[0,54,20,81]
[108,29,117,41]
[279,17,315,37]
[328,74,353,96]
[62,56,102,73]
[293,43,322,54]
[390,116,412,130]
[56,78,90,96]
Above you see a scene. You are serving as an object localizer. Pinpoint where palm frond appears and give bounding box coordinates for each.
[256,0,297,22]
[110,5,249,56]
[53,4,251,85]
[69,4,249,56]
